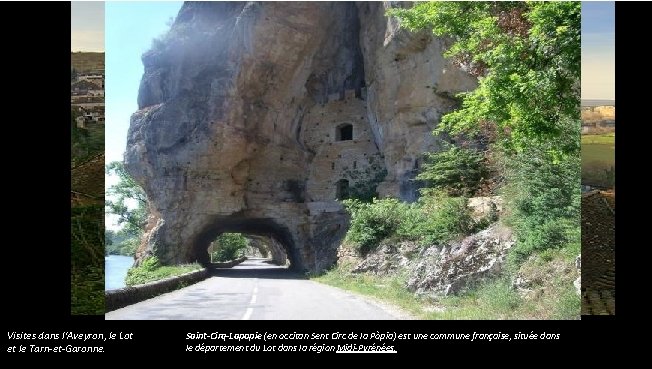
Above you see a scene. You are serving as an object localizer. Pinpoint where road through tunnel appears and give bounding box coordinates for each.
[191,217,299,270]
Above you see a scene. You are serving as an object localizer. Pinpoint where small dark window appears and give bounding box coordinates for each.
[331,162,335,170]
[353,161,357,169]
[336,123,353,141]
[336,179,350,200]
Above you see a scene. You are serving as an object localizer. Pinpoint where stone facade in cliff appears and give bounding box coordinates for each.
[302,89,386,202]
[126,2,476,272]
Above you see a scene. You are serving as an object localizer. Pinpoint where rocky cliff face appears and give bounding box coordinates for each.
[126,1,475,272]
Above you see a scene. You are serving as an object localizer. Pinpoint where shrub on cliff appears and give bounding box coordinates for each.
[343,194,475,255]
[409,191,475,246]
[504,141,580,265]
[343,198,410,255]
[416,144,487,197]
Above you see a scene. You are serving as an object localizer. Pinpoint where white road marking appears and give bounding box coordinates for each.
[241,308,253,320]
[250,285,258,304]
[241,280,259,320]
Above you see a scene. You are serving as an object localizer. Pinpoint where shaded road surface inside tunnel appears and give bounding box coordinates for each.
[105,258,404,320]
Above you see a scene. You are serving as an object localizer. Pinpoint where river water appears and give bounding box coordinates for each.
[105,255,134,290]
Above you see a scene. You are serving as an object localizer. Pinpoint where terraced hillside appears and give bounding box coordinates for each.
[71,52,104,74]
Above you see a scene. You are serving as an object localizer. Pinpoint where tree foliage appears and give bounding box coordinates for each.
[504,137,580,265]
[105,161,148,237]
[211,233,248,262]
[389,2,581,263]
[343,195,475,255]
[388,2,581,157]
[105,229,140,256]
[416,144,487,197]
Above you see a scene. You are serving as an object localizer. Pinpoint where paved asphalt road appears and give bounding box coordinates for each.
[105,258,404,320]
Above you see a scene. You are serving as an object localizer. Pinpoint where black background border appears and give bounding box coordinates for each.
[2,0,627,360]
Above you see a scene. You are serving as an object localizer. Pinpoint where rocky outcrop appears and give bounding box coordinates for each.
[126,2,475,272]
[406,223,514,297]
[467,196,502,221]
[352,241,419,275]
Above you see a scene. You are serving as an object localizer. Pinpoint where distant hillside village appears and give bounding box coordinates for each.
[581,104,615,135]
[71,52,104,129]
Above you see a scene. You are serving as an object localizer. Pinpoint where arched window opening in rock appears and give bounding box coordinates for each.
[336,123,353,141]
[336,179,350,200]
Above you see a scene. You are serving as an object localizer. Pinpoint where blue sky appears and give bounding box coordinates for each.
[105,1,182,229]
[71,1,104,51]
[581,1,615,100]
[105,1,182,165]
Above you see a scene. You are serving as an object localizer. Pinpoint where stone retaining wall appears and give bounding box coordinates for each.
[106,257,249,313]
[211,256,247,269]
[105,269,209,312]
[105,257,248,312]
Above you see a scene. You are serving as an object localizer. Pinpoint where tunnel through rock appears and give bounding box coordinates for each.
[194,218,294,268]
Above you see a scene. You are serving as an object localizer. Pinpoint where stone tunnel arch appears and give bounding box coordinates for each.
[191,216,300,270]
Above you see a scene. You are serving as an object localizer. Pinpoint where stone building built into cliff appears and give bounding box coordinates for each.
[125,2,476,272]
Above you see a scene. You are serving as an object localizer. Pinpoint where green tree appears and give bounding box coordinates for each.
[416,144,487,197]
[105,161,148,237]
[389,2,581,263]
[211,233,248,262]
[105,229,114,255]
[388,2,580,156]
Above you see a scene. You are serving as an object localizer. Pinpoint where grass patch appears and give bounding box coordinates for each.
[582,144,614,167]
[581,134,614,188]
[125,256,202,286]
[313,243,580,320]
[314,265,525,319]
[430,278,522,319]
[581,133,614,145]
[313,261,424,317]
[553,284,581,320]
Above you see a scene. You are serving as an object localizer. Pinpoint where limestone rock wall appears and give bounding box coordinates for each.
[357,2,477,201]
[126,1,475,272]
